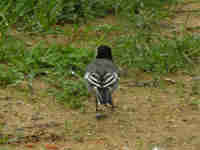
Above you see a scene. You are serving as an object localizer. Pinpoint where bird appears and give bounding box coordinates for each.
[84,45,119,113]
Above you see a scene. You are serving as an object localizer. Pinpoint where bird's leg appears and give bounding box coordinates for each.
[94,87,99,112]
[95,97,98,112]
[108,88,115,111]
[110,100,115,111]
[108,96,115,111]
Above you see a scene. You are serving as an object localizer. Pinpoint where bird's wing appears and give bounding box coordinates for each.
[84,72,101,88]
[84,72,119,88]
[103,72,119,88]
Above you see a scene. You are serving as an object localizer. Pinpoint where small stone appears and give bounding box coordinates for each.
[96,113,107,120]
[15,128,24,132]
[122,105,129,111]
[96,113,102,119]
[16,101,24,105]
[192,76,200,81]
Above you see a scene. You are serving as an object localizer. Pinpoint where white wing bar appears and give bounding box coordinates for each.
[85,72,119,88]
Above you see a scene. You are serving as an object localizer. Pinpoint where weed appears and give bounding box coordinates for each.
[190,99,200,105]
[0,64,24,87]
[114,33,200,74]
[72,135,84,143]
[0,0,184,32]
[190,99,200,111]
[191,79,200,96]
[49,79,88,109]
[0,134,9,144]
[64,120,73,132]
[0,36,93,108]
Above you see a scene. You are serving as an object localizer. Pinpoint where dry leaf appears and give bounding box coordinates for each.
[45,144,59,150]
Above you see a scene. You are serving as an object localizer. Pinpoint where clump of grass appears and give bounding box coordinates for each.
[0,35,94,76]
[48,79,88,109]
[1,28,200,108]
[0,0,183,32]
[0,134,9,144]
[0,36,94,109]
[0,64,24,87]
[114,33,200,74]
[0,123,10,144]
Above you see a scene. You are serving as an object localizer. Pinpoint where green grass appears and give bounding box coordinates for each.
[0,0,183,32]
[0,123,9,144]
[1,29,200,108]
[114,32,200,73]
[0,0,200,109]
[0,36,94,108]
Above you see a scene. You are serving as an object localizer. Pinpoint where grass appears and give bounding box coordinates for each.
[0,0,200,109]
[0,36,94,108]
[1,29,200,108]
[0,0,178,32]
[114,32,200,73]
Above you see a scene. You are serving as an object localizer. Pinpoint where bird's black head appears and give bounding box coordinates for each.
[96,45,113,61]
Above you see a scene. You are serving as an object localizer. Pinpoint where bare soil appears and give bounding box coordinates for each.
[1,71,200,150]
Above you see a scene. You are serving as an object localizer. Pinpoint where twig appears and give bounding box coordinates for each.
[172,9,200,14]
[183,52,195,66]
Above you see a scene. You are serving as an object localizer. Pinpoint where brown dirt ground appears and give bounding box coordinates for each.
[1,70,200,150]
[1,1,200,150]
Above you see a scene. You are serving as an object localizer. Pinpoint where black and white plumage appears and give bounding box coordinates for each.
[84,45,119,112]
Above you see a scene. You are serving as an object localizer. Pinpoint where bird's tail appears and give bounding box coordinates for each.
[96,88,112,105]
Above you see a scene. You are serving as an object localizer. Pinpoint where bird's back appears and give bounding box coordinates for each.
[86,59,119,76]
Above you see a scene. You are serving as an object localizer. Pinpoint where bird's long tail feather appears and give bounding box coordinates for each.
[96,88,112,105]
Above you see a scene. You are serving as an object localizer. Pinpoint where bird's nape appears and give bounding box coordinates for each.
[96,45,113,61]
